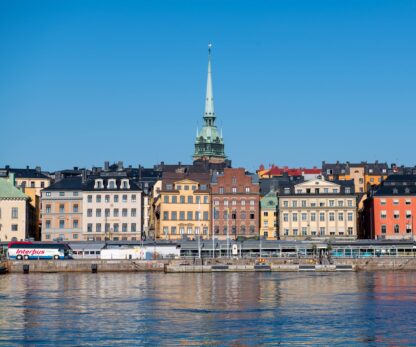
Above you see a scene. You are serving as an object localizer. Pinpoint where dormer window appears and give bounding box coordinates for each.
[107,179,116,189]
[345,188,351,194]
[94,179,104,189]
[121,179,130,189]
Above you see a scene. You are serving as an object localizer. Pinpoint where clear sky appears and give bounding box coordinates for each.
[1,1,415,172]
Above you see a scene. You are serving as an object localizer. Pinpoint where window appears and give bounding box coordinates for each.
[171,211,177,220]
[338,200,344,207]
[46,205,51,213]
[120,208,127,217]
[324,188,329,194]
[302,213,307,221]
[241,200,246,206]
[122,195,127,202]
[293,228,298,236]
[73,234,78,239]
[187,211,193,220]
[224,200,228,206]
[105,223,110,232]
[122,223,127,232]
[333,189,338,193]
[381,225,387,234]
[105,209,110,217]
[329,200,335,207]
[12,224,18,231]
[96,223,102,232]
[320,227,325,236]
[406,224,412,233]
[96,209,101,217]
[381,211,387,219]
[163,211,169,220]
[96,195,101,203]
[338,213,344,221]
[347,200,353,207]
[302,227,307,236]
[196,196,201,204]
[179,211,185,220]
[232,177,237,184]
[232,187,237,193]
[114,209,119,217]
[245,187,250,193]
[320,213,325,221]
[292,201,297,208]
[380,199,386,205]
[171,226,176,235]
[283,213,288,222]
[11,207,18,219]
[241,211,246,219]
[203,196,209,204]
[219,187,224,194]
[59,191,65,196]
[87,209,92,217]
[250,200,255,206]
[114,195,119,203]
[394,211,400,219]
[45,234,51,239]
[59,220,65,229]
[329,212,335,221]
[131,208,136,217]
[394,224,400,234]
[105,195,110,203]
[73,220,79,228]
[232,211,237,220]
[405,199,411,205]
[345,188,351,194]
[184,185,189,191]
[166,184,173,190]
[188,196,193,204]
[113,223,119,232]
[45,220,51,229]
[132,195,136,202]
[284,229,289,236]
[41,182,45,188]
[59,204,65,213]
[87,195,92,203]
[180,196,185,204]
[73,204,79,213]
[311,213,316,221]
[172,196,177,203]
[263,211,269,217]
[200,184,207,190]
[292,213,298,222]
[131,223,137,232]
[108,180,116,189]
[187,227,192,234]
[232,199,237,206]
[73,191,78,196]
[203,211,208,220]
[46,192,51,197]
[301,200,307,207]
[87,224,92,232]
[406,211,412,219]
[393,199,399,205]
[348,213,353,221]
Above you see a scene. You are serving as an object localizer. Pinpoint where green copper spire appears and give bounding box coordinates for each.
[193,44,226,164]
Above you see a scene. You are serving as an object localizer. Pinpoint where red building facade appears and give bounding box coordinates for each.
[211,168,260,240]
[364,175,416,240]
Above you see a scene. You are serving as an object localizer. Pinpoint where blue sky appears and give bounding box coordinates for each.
[1,1,415,172]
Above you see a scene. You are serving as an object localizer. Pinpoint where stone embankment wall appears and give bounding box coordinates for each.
[5,257,416,273]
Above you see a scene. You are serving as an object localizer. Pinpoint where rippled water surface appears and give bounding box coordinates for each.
[1,271,416,346]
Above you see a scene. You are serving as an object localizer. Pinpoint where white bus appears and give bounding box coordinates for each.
[7,242,73,260]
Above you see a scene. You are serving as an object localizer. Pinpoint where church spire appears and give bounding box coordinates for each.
[204,43,215,121]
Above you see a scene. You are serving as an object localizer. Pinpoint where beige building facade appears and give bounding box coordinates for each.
[41,177,83,241]
[278,177,357,239]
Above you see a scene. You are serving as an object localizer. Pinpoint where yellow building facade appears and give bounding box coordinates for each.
[157,178,211,240]
[260,190,278,239]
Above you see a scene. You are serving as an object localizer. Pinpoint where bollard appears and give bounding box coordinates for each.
[91,264,98,273]
[23,264,29,274]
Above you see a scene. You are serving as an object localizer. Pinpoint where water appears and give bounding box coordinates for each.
[0,272,415,346]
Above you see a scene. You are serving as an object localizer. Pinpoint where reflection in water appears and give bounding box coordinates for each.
[0,272,415,346]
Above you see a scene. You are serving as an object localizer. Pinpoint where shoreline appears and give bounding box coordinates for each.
[3,257,416,273]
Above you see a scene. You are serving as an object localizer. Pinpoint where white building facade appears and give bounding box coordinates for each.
[82,176,143,241]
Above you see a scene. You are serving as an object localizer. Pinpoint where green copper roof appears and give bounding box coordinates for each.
[0,178,28,199]
[260,190,278,209]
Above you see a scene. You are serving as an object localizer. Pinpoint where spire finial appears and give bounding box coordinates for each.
[205,43,215,119]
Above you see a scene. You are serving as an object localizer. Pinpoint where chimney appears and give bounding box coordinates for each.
[73,166,78,171]
[117,161,123,171]
[82,169,87,184]
[5,165,10,170]
[35,166,41,172]
[26,165,30,169]
[104,161,110,171]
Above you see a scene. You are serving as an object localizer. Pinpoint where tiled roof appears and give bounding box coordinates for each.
[44,177,84,191]
[0,167,50,179]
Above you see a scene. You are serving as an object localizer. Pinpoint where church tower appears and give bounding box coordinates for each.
[193,44,227,164]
